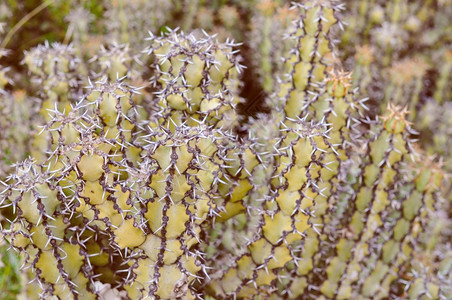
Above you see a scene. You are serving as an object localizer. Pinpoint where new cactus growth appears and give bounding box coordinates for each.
[1,0,451,299]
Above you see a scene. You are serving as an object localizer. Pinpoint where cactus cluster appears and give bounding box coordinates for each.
[0,0,451,299]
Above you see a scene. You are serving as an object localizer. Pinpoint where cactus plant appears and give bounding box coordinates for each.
[0,0,451,299]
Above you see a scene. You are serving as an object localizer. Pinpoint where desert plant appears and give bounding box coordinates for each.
[0,0,451,299]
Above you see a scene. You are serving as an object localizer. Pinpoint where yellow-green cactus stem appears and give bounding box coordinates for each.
[23,42,86,122]
[283,69,367,297]
[216,141,260,221]
[121,124,240,299]
[0,89,33,179]
[352,44,375,95]
[0,79,149,298]
[433,49,452,104]
[269,1,342,118]
[93,43,133,82]
[317,104,418,298]
[217,5,240,34]
[249,1,297,92]
[195,6,215,32]
[0,160,101,299]
[182,0,199,32]
[321,68,367,148]
[382,57,429,120]
[64,7,93,52]
[202,139,262,284]
[340,1,378,49]
[365,156,444,299]
[207,120,336,298]
[1,1,452,299]
[145,28,244,130]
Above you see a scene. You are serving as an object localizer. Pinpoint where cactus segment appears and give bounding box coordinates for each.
[145,29,244,130]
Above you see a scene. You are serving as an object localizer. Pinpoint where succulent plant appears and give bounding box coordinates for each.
[248,0,297,92]
[0,0,451,299]
[23,42,86,122]
[145,29,244,131]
